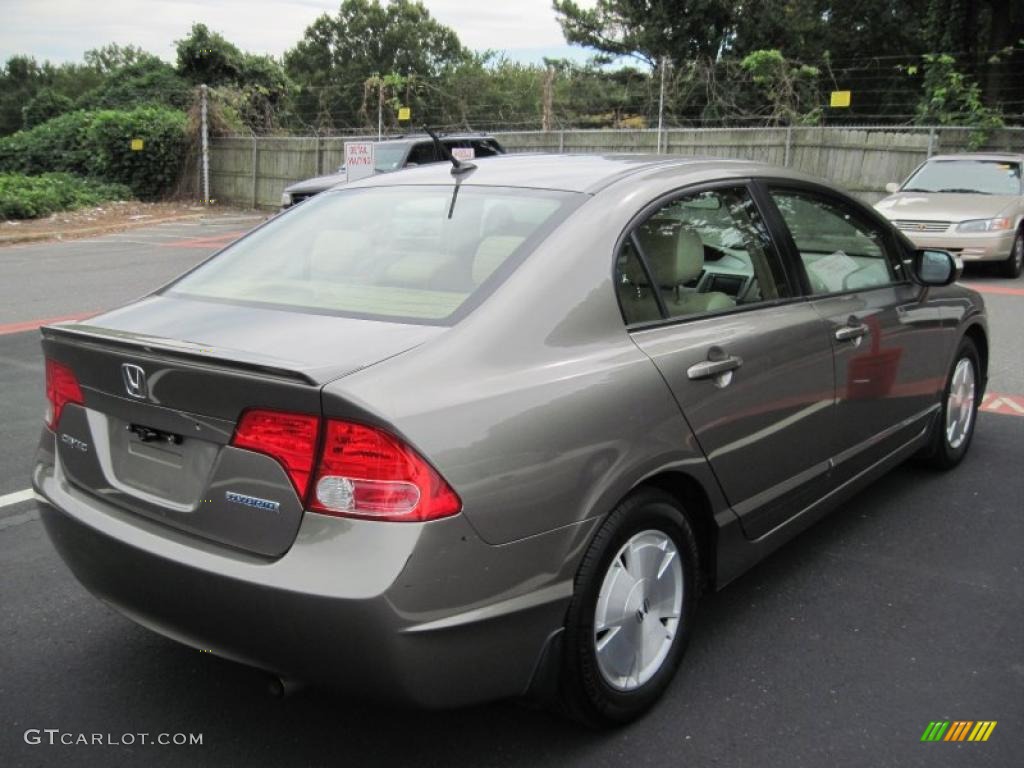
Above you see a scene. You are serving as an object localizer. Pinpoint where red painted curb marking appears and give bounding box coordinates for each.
[980,393,1024,417]
[961,282,1024,297]
[159,231,246,249]
[0,311,97,337]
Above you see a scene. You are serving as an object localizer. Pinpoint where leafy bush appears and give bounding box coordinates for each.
[0,172,132,219]
[22,88,75,129]
[0,110,95,176]
[78,58,193,112]
[911,54,1004,150]
[0,106,187,199]
[86,108,188,198]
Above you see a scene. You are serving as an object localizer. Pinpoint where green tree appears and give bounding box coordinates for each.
[0,56,43,135]
[739,49,821,125]
[176,23,293,134]
[79,56,192,111]
[176,23,245,85]
[284,0,469,132]
[912,53,1003,148]
[84,43,153,74]
[552,0,734,65]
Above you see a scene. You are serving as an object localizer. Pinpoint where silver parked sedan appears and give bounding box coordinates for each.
[876,153,1024,278]
[34,154,988,726]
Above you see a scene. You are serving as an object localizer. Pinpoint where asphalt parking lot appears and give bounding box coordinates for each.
[1,217,1021,767]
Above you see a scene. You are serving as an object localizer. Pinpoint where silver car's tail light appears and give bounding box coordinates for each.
[310,420,461,522]
[44,359,84,430]
[231,409,321,498]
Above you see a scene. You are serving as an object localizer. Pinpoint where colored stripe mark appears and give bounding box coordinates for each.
[945,721,972,741]
[961,282,1024,297]
[0,311,96,337]
[980,393,1024,417]
[922,720,996,742]
[159,230,245,249]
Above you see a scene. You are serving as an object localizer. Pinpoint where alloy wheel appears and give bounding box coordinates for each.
[945,357,976,450]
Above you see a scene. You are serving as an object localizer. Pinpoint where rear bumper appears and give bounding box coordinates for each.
[899,229,1016,262]
[33,454,582,708]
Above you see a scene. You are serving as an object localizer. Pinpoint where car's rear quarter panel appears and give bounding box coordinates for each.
[324,177,737,547]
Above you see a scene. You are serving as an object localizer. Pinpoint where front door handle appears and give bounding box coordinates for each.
[687,351,743,381]
[834,323,869,342]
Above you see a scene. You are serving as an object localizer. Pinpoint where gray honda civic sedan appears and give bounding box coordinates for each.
[33,154,987,726]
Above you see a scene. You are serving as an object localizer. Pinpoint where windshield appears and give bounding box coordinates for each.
[167,185,582,324]
[902,159,1022,195]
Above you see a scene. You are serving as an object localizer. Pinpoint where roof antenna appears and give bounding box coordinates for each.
[422,125,477,176]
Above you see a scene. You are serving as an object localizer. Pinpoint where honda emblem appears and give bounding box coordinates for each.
[121,363,148,399]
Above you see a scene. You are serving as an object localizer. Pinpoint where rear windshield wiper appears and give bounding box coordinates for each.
[937,188,990,194]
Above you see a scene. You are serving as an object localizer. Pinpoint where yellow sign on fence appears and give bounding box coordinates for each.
[130,138,144,151]
[398,107,411,121]
[829,91,851,108]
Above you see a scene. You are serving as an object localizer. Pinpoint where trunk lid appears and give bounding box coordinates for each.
[43,295,442,557]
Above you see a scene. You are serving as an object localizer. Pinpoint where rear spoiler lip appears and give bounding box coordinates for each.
[40,323,320,386]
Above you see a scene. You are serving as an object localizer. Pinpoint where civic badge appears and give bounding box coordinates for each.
[121,363,148,399]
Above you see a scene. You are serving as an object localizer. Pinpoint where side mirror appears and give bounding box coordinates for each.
[885,182,900,194]
[914,249,961,286]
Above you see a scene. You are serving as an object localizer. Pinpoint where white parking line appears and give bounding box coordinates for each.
[0,488,35,509]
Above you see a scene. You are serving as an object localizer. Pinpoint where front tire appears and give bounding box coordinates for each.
[921,336,981,469]
[1001,229,1023,278]
[559,488,700,727]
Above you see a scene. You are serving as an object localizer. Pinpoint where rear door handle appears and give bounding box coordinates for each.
[687,354,743,381]
[834,324,869,342]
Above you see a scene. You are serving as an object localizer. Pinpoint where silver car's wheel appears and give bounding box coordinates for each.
[920,336,980,470]
[945,358,976,450]
[594,530,683,691]
[561,488,700,727]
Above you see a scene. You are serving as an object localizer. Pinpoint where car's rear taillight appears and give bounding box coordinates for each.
[45,359,84,430]
[310,420,461,522]
[231,409,321,498]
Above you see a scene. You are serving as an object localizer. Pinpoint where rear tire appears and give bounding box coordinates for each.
[559,488,700,727]
[1001,229,1023,278]
[920,336,980,470]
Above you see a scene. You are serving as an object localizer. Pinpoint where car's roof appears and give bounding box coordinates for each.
[344,152,803,194]
[926,152,1024,162]
[376,133,498,146]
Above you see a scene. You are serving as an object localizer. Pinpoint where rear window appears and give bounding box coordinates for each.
[167,185,581,324]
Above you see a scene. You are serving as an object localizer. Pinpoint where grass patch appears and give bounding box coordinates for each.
[0,172,133,220]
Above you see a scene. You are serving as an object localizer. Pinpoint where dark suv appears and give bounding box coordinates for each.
[280,134,506,208]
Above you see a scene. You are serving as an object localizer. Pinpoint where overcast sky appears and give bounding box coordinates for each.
[0,0,598,66]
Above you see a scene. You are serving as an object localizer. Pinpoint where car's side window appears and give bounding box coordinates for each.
[768,189,900,295]
[615,186,790,324]
[406,142,437,166]
[469,140,502,158]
